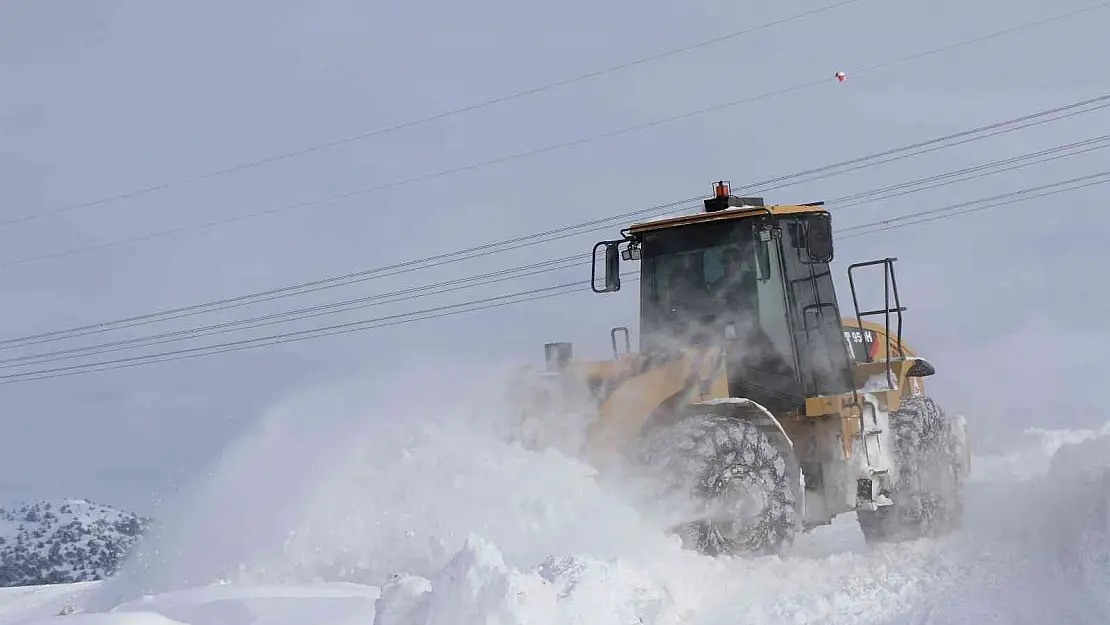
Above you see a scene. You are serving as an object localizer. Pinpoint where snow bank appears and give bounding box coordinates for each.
[0,582,98,624]
[374,534,676,625]
[1045,430,1110,619]
[0,581,379,625]
[109,582,380,625]
[968,420,1110,483]
[889,419,1110,623]
[21,613,184,625]
[369,526,975,625]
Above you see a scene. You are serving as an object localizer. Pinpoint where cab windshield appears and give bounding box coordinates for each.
[637,215,854,409]
[639,220,802,409]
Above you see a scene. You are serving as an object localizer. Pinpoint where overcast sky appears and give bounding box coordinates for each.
[1,0,1107,514]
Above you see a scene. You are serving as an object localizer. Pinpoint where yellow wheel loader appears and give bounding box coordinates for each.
[508,182,970,557]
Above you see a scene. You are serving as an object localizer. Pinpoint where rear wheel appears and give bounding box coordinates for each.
[637,414,800,557]
[858,394,966,544]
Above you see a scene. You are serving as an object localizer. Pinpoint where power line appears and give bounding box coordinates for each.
[7,135,1108,368]
[0,199,700,349]
[850,175,1110,236]
[0,255,594,368]
[0,0,870,229]
[831,135,1110,208]
[2,174,1103,385]
[0,273,640,385]
[0,197,703,347]
[754,101,1110,197]
[4,5,1105,270]
[3,94,1107,350]
[840,170,1110,238]
[4,100,1105,361]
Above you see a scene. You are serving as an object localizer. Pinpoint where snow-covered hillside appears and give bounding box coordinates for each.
[0,500,149,588]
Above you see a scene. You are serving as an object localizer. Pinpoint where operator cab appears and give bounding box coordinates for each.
[592,182,854,413]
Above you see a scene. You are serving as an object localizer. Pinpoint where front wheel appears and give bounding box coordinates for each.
[637,414,800,557]
[858,394,966,544]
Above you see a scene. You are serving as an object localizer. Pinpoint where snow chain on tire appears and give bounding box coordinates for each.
[638,414,800,557]
[858,394,965,544]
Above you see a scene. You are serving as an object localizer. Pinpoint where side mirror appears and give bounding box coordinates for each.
[804,214,834,263]
[591,240,623,293]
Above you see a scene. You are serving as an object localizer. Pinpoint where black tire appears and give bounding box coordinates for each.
[637,414,800,557]
[857,394,966,544]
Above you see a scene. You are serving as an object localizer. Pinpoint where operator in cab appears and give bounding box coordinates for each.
[707,247,749,309]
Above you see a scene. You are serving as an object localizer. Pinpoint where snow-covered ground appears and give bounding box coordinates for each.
[1,361,1106,624]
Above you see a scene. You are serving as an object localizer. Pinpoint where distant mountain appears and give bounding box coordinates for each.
[0,498,151,587]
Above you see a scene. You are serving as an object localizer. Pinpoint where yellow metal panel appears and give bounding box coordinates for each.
[584,357,693,460]
[805,394,844,417]
[841,317,919,360]
[583,348,724,462]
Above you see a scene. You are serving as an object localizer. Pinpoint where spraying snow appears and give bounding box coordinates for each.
[84,355,698,609]
[1,354,1104,624]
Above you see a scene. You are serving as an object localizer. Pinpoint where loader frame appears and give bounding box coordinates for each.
[510,183,966,554]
